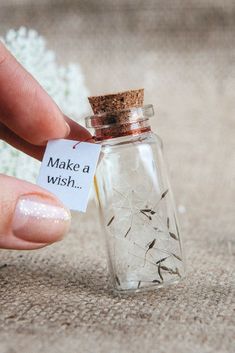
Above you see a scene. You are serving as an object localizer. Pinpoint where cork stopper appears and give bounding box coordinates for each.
[85,88,153,141]
[88,88,144,114]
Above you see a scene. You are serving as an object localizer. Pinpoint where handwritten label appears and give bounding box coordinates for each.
[37,139,101,212]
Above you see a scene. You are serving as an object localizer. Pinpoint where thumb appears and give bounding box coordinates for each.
[0,174,71,250]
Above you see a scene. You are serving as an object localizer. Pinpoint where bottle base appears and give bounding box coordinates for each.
[112,275,185,296]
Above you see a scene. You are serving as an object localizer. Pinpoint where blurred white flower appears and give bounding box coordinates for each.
[0,26,90,182]
[178,204,186,214]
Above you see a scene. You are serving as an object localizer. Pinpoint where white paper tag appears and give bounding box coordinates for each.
[37,139,101,212]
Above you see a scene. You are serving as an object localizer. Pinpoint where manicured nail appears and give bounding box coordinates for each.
[12,195,71,244]
[65,122,71,137]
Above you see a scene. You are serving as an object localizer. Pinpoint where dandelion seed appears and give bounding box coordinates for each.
[115,275,121,286]
[156,257,168,265]
[171,253,182,261]
[160,266,178,275]
[140,210,152,220]
[161,189,169,199]
[158,265,163,281]
[143,239,156,266]
[152,279,161,284]
[107,216,115,226]
[169,232,178,240]
[124,226,131,238]
[167,217,170,228]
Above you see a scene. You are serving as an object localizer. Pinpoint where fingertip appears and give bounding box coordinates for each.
[0,44,72,146]
[12,194,71,244]
[0,174,72,249]
[65,115,92,141]
[65,122,71,137]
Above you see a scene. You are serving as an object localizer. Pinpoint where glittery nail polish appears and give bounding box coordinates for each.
[12,195,71,243]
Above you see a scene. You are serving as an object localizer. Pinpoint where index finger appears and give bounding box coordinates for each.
[0,41,70,145]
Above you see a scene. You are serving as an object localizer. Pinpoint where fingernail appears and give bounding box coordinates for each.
[12,195,71,244]
[65,122,71,137]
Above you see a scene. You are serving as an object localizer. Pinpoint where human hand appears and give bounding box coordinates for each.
[0,42,92,250]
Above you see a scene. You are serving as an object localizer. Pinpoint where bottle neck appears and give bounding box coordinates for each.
[85,104,154,142]
[94,119,151,141]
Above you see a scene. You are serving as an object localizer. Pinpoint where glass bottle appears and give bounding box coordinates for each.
[85,104,185,294]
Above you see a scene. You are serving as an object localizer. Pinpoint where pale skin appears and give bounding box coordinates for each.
[0,41,92,250]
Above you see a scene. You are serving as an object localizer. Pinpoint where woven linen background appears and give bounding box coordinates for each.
[0,1,234,352]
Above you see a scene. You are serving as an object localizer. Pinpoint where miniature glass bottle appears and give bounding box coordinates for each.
[85,89,185,294]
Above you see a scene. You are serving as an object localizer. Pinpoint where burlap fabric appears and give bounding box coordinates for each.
[0,1,234,352]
